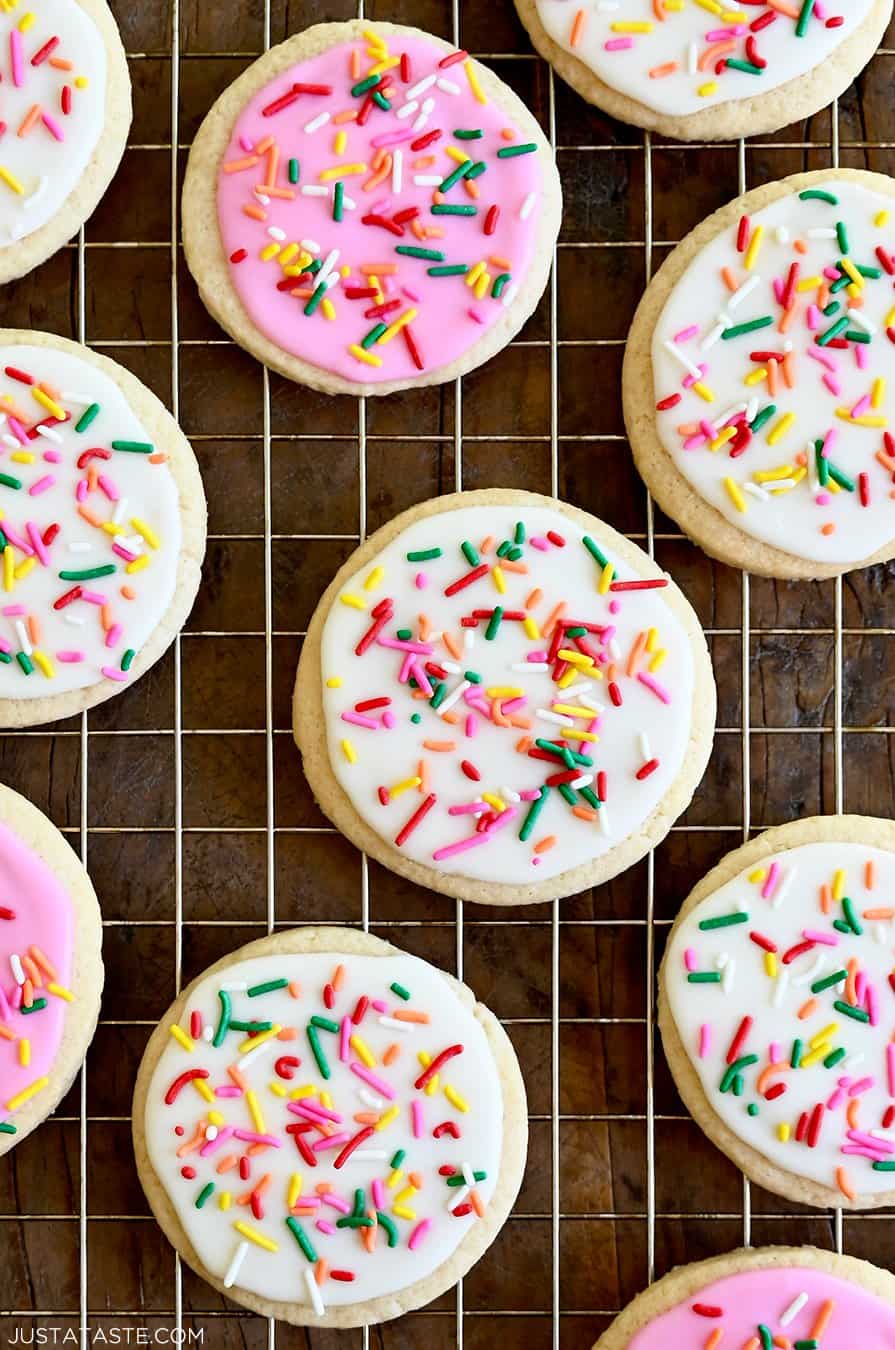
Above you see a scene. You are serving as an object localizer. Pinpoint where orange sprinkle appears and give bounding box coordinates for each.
[0,1024,14,1041]
[21,954,41,986]
[26,615,40,644]
[649,59,678,77]
[332,963,345,991]
[821,522,835,536]
[315,1182,333,1193]
[534,835,557,854]
[333,109,358,125]
[500,127,515,141]
[721,266,739,292]
[363,153,392,193]
[360,263,398,276]
[570,8,586,46]
[464,179,480,201]
[411,217,426,240]
[865,860,876,890]
[148,454,167,464]
[16,102,40,136]
[393,1009,430,1024]
[288,980,301,998]
[441,710,461,725]
[422,740,455,752]
[846,1099,860,1130]
[100,603,112,631]
[355,1111,378,1124]
[350,49,361,79]
[626,630,648,677]
[418,758,430,794]
[526,587,542,610]
[796,997,817,1020]
[509,714,532,730]
[216,1153,239,1173]
[767,357,779,396]
[479,534,496,554]
[48,56,73,69]
[263,185,295,200]
[877,448,895,473]
[542,601,566,637]
[408,1171,424,1189]
[706,1333,723,1350]
[697,39,735,70]
[836,1166,856,1202]
[382,1043,400,1065]
[515,736,532,753]
[292,1206,316,1216]
[411,155,436,169]
[77,505,102,528]
[242,203,267,221]
[362,1211,377,1253]
[176,1126,205,1158]
[501,559,528,574]
[442,631,461,660]
[846,956,858,1006]
[227,1064,248,1091]
[820,883,832,914]
[810,1301,834,1339]
[793,237,808,254]
[418,614,431,641]
[315,1258,329,1286]
[469,1189,485,1217]
[781,352,795,387]
[864,907,894,920]
[572,806,598,821]
[779,305,797,337]
[87,465,99,491]
[277,1026,298,1040]
[247,1141,273,1155]
[756,1062,787,1094]
[21,979,33,1008]
[817,280,829,307]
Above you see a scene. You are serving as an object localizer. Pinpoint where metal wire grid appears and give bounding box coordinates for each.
[0,2,892,1348]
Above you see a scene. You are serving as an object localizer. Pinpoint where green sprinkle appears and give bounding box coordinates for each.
[0,1123,15,1134]
[307,1024,330,1079]
[213,990,232,1047]
[372,91,390,111]
[842,896,863,932]
[747,1103,759,1117]
[396,628,413,640]
[496,540,511,558]
[333,180,344,222]
[390,1149,406,1169]
[823,1047,847,1068]
[827,462,856,491]
[336,1215,374,1229]
[228,1020,272,1033]
[811,969,847,994]
[565,626,588,638]
[791,1038,803,1067]
[75,403,100,432]
[286,1216,318,1262]
[410,712,421,724]
[833,1000,869,1022]
[428,264,469,277]
[534,738,592,766]
[514,521,525,545]
[558,783,577,807]
[687,971,722,984]
[698,911,749,930]
[351,74,381,96]
[121,648,135,672]
[793,1342,819,1350]
[446,1170,486,1185]
[464,670,481,683]
[829,272,851,294]
[720,1054,759,1093]
[724,57,764,74]
[454,128,483,139]
[306,258,322,275]
[376,1211,399,1246]
[439,160,475,193]
[429,681,446,709]
[721,316,774,339]
[0,651,11,664]
[749,404,776,434]
[396,245,445,262]
[845,329,871,345]
[362,322,388,349]
[815,440,829,487]
[465,161,486,180]
[0,473,22,489]
[799,189,838,204]
[288,158,299,184]
[822,301,840,317]
[582,534,609,567]
[352,1187,366,1217]
[58,565,116,581]
[432,203,477,216]
[832,919,852,934]
[461,540,479,565]
[20,998,47,1014]
[836,220,849,254]
[578,786,602,812]
[304,281,328,316]
[16,652,34,675]
[519,786,549,842]
[407,548,443,562]
[497,142,537,158]
[817,317,849,346]
[195,1182,214,1209]
[390,981,411,1001]
[484,606,503,640]
[0,530,6,550]
[732,1073,744,1097]
[759,1326,773,1350]
[111,440,153,454]
[872,1160,895,1171]
[492,272,511,298]
[857,263,882,278]
[247,978,289,998]
[310,1015,340,1032]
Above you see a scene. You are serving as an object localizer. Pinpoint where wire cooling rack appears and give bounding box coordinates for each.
[1,1,894,1347]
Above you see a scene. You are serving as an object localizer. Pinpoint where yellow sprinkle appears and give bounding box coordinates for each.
[350,1034,376,1068]
[279,243,299,265]
[321,298,336,321]
[482,792,506,812]
[169,1024,194,1053]
[875,210,890,227]
[562,728,598,743]
[710,425,736,452]
[31,388,64,420]
[290,1084,315,1100]
[766,412,796,446]
[368,55,400,74]
[341,738,357,764]
[340,593,367,610]
[287,1173,303,1208]
[18,1038,29,1067]
[5,1075,48,1112]
[234,1220,278,1253]
[769,466,805,494]
[648,649,666,673]
[388,776,421,798]
[0,166,25,195]
[364,565,384,591]
[485,686,523,697]
[492,565,506,594]
[326,676,343,688]
[465,260,486,288]
[259,242,280,262]
[47,982,74,1002]
[386,1168,404,1190]
[130,517,160,550]
[872,377,885,409]
[245,1089,266,1134]
[74,76,88,89]
[645,627,658,653]
[393,1205,417,1221]
[836,411,887,428]
[446,145,471,164]
[697,81,718,98]
[319,162,367,181]
[18,12,34,30]
[101,522,124,536]
[474,270,490,300]
[796,275,823,292]
[379,308,417,343]
[551,704,596,719]
[691,381,714,403]
[597,561,614,594]
[754,464,793,482]
[611,19,653,29]
[10,452,33,463]
[363,27,388,53]
[31,649,54,679]
[557,649,594,668]
[777,1122,790,1143]
[349,343,383,367]
[193,1078,214,1103]
[744,224,764,271]
[320,1091,333,1109]
[744,367,768,386]
[723,476,747,514]
[464,59,487,105]
[238,1024,282,1055]
[764,952,777,978]
[375,1104,400,1132]
[125,555,149,575]
[444,1084,469,1113]
[208,1111,224,1126]
[799,1045,831,1069]
[394,1184,418,1205]
[333,130,347,156]
[694,0,723,12]
[522,616,540,641]
[748,868,767,883]
[832,868,845,901]
[3,546,14,592]
[840,257,863,288]
[810,1023,839,1050]
[219,1191,232,1211]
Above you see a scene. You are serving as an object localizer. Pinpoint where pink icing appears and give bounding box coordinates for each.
[215,33,543,384]
[627,1266,895,1347]
[0,821,73,1125]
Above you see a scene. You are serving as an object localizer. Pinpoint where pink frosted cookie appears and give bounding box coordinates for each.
[182,20,562,395]
[592,1246,895,1349]
[0,781,102,1155]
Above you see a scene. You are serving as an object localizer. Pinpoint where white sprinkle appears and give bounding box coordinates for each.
[113,497,129,526]
[721,956,736,994]
[807,226,837,238]
[441,660,462,674]
[396,99,419,120]
[875,922,889,944]
[449,1182,470,1211]
[23,176,47,209]
[205,1124,218,1141]
[222,1240,249,1290]
[742,482,769,502]
[745,396,759,421]
[716,403,746,425]
[578,695,604,714]
[512,661,548,672]
[345,1149,389,1162]
[301,185,329,198]
[727,274,761,310]
[772,968,789,1008]
[639,732,651,761]
[35,424,63,444]
[608,638,621,661]
[378,1015,414,1032]
[358,1087,385,1109]
[316,248,341,288]
[1,434,19,448]
[767,478,799,493]
[436,77,460,94]
[414,174,442,187]
[220,981,248,992]
[438,679,471,716]
[405,73,436,100]
[663,338,702,380]
[842,1052,865,1072]
[304,111,330,134]
[700,320,727,353]
[464,629,475,651]
[569,773,593,790]
[597,805,611,836]
[792,952,827,987]
[342,193,357,211]
[266,226,286,241]
[63,615,85,627]
[15,620,32,657]
[299,239,321,255]
[847,306,877,334]
[501,281,519,309]
[304,1266,325,1317]
[687,40,698,73]
[202,1025,214,1042]
[461,1160,476,1186]
[520,191,537,221]
[780,1293,808,1327]
[10,953,25,985]
[392,148,403,195]
[536,709,574,727]
[771,865,795,909]
[238,1039,276,1070]
[253,191,270,205]
[499,786,522,804]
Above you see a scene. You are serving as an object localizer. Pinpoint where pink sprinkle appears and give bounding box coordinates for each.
[465,713,476,737]
[685,947,698,973]
[321,1192,351,1214]
[370,128,414,148]
[806,304,821,331]
[855,970,867,1005]
[372,1178,385,1209]
[432,804,518,861]
[112,542,139,563]
[25,521,48,565]
[315,1219,336,1235]
[350,1061,396,1100]
[851,393,872,418]
[769,1041,782,1064]
[81,589,106,604]
[698,1023,711,1058]
[408,1218,433,1250]
[815,492,831,505]
[7,416,29,446]
[382,710,396,728]
[412,1099,423,1138]
[76,479,88,503]
[866,982,879,1027]
[683,362,707,389]
[199,1125,235,1156]
[803,929,838,945]
[10,30,23,86]
[340,1016,351,1063]
[705,23,746,36]
[0,637,10,653]
[528,650,549,662]
[448,801,488,816]
[371,999,388,1013]
[827,1087,847,1110]
[288,1099,342,1124]
[772,277,784,304]
[855,343,868,370]
[414,571,427,589]
[760,862,779,901]
[97,474,119,501]
[105,623,122,649]
[605,36,633,48]
[468,308,485,325]
[41,111,64,141]
[888,1043,895,1096]
[807,346,837,372]
[518,788,541,801]
[56,650,85,663]
[823,265,841,281]
[849,1076,875,1097]
[101,666,128,682]
[295,1196,322,1207]
[232,1129,281,1147]
[239,135,254,152]
[699,419,717,441]
[4,604,28,616]
[341,711,378,730]
[2,526,32,556]
[43,450,61,463]
[637,672,671,704]
[529,536,550,551]
[0,985,12,1020]
[28,474,55,496]
[822,373,841,397]
[402,286,420,303]
[312,1132,351,1152]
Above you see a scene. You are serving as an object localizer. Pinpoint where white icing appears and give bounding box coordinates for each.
[652,180,895,565]
[665,839,895,1196]
[533,0,873,118]
[0,344,181,696]
[143,950,504,1309]
[319,504,697,885]
[0,0,106,243]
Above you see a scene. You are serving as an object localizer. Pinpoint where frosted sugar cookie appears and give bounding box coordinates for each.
[592,1246,895,1349]
[0,0,130,282]
[659,814,895,1209]
[625,170,895,579]
[293,489,715,906]
[0,781,102,1154]
[182,20,562,394]
[133,926,526,1327]
[514,0,891,141]
[0,330,206,727]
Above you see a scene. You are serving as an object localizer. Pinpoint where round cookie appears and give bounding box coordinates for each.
[592,1245,895,1348]
[625,169,895,580]
[0,330,206,727]
[182,20,562,395]
[659,814,895,1210]
[0,0,131,283]
[293,489,716,906]
[514,0,891,142]
[0,781,103,1155]
[132,926,527,1328]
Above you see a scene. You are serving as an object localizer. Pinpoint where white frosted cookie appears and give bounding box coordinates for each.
[0,330,206,727]
[592,1245,895,1349]
[514,0,891,142]
[625,169,895,580]
[0,0,130,282]
[0,781,102,1155]
[132,926,526,1328]
[182,20,562,395]
[293,489,716,907]
[658,814,895,1210]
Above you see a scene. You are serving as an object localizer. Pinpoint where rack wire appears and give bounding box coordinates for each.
[0,1,893,1348]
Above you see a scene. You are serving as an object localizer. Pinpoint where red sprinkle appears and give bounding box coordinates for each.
[362,213,404,237]
[4,365,33,385]
[351,995,369,1025]
[400,52,411,83]
[395,792,437,846]
[656,393,681,410]
[806,1102,825,1148]
[61,85,72,115]
[546,530,566,546]
[726,1014,753,1064]
[460,759,481,781]
[765,1081,787,1101]
[452,1202,473,1217]
[736,215,750,253]
[438,49,468,68]
[608,681,622,707]
[53,585,82,611]
[875,245,894,275]
[484,204,500,236]
[597,771,607,800]
[750,7,776,27]
[403,324,425,371]
[0,906,15,920]
[323,983,335,1010]
[444,563,489,596]
[333,1125,375,1169]
[42,523,60,546]
[692,1304,723,1319]
[415,1043,463,1090]
[411,129,442,152]
[749,931,777,953]
[635,758,660,780]
[330,1270,356,1282]
[181,1166,197,1180]
[164,1068,209,1105]
[782,939,815,965]
[610,579,669,592]
[859,471,870,507]
[30,35,59,66]
[434,1121,461,1140]
[377,786,389,806]
[884,1106,895,1129]
[274,1055,301,1079]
